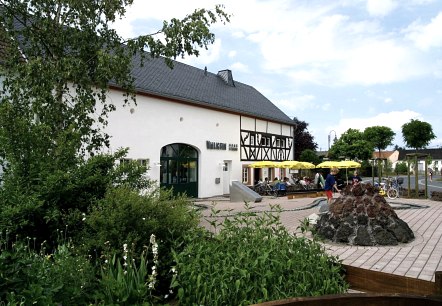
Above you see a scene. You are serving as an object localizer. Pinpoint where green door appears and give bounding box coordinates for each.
[160,143,198,198]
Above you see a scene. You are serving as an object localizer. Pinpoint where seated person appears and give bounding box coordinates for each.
[314,171,325,189]
[351,170,362,185]
[269,177,280,187]
[283,177,292,186]
[289,174,297,185]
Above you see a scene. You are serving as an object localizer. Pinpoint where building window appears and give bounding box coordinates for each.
[120,158,149,170]
[261,137,270,147]
[120,158,131,165]
[137,159,149,167]
[242,166,249,184]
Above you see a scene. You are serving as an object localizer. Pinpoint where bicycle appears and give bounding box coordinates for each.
[377,177,399,199]
[253,182,273,196]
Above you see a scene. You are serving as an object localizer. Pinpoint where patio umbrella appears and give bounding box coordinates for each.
[316,161,342,168]
[248,161,281,168]
[279,160,315,169]
[337,161,361,184]
[337,161,361,169]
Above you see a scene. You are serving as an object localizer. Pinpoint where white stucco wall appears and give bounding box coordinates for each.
[105,90,244,198]
[103,88,294,198]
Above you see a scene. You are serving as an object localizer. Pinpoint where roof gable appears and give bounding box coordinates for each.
[124,54,295,126]
[3,11,295,126]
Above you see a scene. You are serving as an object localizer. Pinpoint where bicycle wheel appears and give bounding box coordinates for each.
[387,188,398,199]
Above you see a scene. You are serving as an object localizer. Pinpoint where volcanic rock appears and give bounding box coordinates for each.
[315,183,414,246]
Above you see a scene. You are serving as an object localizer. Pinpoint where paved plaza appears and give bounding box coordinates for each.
[195,193,442,282]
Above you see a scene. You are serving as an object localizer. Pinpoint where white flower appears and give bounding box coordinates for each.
[82,217,86,221]
[149,234,156,244]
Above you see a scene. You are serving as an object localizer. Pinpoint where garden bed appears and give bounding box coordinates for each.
[287,191,325,199]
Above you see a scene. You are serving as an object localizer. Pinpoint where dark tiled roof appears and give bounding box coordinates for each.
[5,11,294,126]
[398,148,442,160]
[123,54,295,126]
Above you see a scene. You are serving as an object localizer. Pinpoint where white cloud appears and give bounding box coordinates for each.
[231,31,245,39]
[339,39,428,85]
[410,0,436,4]
[333,110,422,137]
[229,62,249,73]
[366,0,398,17]
[109,0,442,150]
[405,12,442,51]
[180,39,222,66]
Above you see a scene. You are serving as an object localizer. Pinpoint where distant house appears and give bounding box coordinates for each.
[397,149,442,173]
[372,151,399,167]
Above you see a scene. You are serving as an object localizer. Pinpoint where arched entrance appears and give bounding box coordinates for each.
[160,143,198,198]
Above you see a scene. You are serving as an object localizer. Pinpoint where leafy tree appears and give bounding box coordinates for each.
[364,126,395,157]
[299,148,320,164]
[363,126,395,180]
[395,161,408,175]
[0,1,229,242]
[328,129,373,161]
[394,144,405,151]
[401,119,436,150]
[293,117,318,160]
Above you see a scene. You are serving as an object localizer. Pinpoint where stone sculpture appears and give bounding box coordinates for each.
[315,183,414,246]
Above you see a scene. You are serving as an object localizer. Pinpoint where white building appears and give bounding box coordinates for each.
[105,56,296,198]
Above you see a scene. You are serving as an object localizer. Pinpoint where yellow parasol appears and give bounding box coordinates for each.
[316,161,362,184]
[279,160,315,169]
[338,161,361,184]
[248,161,281,168]
[315,161,342,168]
[337,161,361,169]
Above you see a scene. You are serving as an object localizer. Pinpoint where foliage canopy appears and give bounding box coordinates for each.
[328,128,373,161]
[364,126,395,154]
[401,119,436,150]
[293,117,318,160]
[0,0,229,244]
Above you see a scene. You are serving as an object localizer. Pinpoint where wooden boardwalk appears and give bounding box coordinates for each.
[197,194,442,283]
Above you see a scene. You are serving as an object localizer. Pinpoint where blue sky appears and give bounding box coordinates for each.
[113,0,442,151]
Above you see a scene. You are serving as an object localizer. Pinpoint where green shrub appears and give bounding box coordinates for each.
[96,235,161,305]
[395,161,408,175]
[0,148,151,248]
[0,236,96,305]
[171,203,348,305]
[79,186,200,294]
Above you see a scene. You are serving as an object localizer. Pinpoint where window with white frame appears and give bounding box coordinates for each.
[119,158,150,171]
[242,166,249,184]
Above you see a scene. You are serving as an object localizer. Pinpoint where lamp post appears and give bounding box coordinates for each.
[328,130,337,151]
